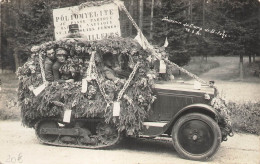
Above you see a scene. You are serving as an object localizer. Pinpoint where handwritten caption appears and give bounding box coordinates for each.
[5,153,23,164]
[162,17,228,39]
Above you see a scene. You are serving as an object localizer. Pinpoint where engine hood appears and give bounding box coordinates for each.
[154,82,215,95]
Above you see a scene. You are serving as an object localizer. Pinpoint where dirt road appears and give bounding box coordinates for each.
[190,56,260,102]
[0,121,259,164]
[199,56,242,81]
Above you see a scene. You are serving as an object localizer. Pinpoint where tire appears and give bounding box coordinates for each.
[172,113,221,161]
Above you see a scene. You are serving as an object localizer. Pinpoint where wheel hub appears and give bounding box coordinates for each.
[192,134,198,141]
[178,120,214,154]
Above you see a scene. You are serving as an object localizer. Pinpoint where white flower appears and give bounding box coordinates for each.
[31,46,40,52]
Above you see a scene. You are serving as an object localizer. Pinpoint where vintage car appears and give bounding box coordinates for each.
[141,82,226,160]
[35,79,232,161]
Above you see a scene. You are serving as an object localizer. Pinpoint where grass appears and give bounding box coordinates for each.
[184,58,220,74]
[0,73,20,120]
[228,101,260,135]
[242,61,260,83]
[0,73,18,89]
[171,57,220,80]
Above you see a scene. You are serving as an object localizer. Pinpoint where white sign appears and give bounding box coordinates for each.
[53,3,121,40]
[63,109,72,123]
[113,101,120,117]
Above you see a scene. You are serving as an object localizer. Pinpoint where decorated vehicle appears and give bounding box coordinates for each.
[17,0,233,161]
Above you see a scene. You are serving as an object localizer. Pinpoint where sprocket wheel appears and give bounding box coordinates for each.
[96,123,120,146]
[35,119,59,142]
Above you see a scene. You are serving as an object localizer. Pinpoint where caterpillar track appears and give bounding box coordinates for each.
[34,118,121,149]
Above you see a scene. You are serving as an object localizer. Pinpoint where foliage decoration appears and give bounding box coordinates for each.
[211,96,233,139]
[17,37,160,135]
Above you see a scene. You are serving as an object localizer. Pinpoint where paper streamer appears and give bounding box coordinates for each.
[159,60,166,73]
[81,78,88,93]
[33,83,46,96]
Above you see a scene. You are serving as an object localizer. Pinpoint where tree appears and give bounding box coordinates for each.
[1,0,259,72]
[1,0,89,72]
[211,0,259,79]
[152,0,191,66]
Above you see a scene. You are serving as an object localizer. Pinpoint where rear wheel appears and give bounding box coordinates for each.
[172,113,221,161]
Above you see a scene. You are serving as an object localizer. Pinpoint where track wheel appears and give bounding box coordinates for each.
[96,123,120,146]
[172,113,221,161]
[36,120,59,142]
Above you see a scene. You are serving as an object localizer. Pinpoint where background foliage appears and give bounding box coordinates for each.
[1,0,259,71]
[228,101,260,135]
[152,0,259,58]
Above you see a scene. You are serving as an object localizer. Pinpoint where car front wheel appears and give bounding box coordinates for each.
[172,113,221,161]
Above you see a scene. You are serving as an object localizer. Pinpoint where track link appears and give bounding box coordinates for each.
[35,118,121,149]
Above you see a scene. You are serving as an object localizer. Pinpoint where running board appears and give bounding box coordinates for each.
[143,122,168,127]
[141,122,168,136]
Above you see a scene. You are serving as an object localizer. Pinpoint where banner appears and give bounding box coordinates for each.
[162,17,228,39]
[53,3,121,40]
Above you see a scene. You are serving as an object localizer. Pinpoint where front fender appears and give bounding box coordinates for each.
[164,103,221,133]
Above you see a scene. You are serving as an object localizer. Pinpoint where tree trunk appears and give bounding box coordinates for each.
[139,0,143,31]
[202,0,205,38]
[13,48,20,72]
[0,8,2,73]
[247,51,252,65]
[253,54,256,63]
[202,0,207,62]
[150,0,154,40]
[189,0,192,24]
[129,0,133,36]
[239,53,244,80]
